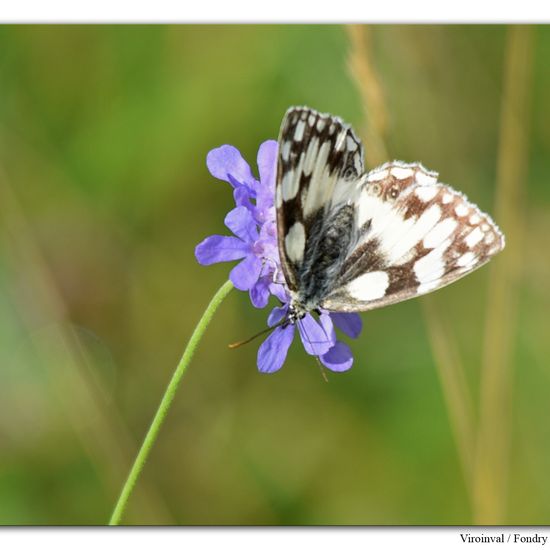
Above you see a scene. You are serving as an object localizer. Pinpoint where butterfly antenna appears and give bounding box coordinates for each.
[228,319,286,349]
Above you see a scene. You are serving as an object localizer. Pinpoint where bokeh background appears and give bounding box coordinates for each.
[0,25,548,525]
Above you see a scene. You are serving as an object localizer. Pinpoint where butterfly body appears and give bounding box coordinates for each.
[275,106,505,319]
[289,203,355,312]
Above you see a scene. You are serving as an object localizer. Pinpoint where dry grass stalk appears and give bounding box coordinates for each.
[346,23,478,504]
[346,25,389,167]
[473,25,534,524]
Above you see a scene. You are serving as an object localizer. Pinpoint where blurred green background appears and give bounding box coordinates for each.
[0,25,548,525]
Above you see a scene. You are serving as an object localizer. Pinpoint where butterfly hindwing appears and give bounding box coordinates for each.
[321,162,505,311]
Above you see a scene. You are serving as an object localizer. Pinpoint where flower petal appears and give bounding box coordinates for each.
[329,312,363,339]
[259,218,277,240]
[319,312,336,341]
[257,324,295,373]
[229,254,263,291]
[206,145,256,189]
[267,304,289,326]
[249,277,271,309]
[269,282,288,302]
[228,173,258,196]
[233,186,254,211]
[254,193,274,225]
[195,235,249,265]
[320,341,354,372]
[297,313,335,356]
[224,206,258,244]
[257,140,278,190]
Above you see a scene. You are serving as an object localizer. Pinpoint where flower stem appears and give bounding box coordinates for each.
[109,279,234,525]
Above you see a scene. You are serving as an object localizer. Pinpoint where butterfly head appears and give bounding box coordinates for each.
[285,299,307,326]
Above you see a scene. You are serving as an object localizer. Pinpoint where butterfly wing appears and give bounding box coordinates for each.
[275,106,505,313]
[275,106,364,293]
[321,161,505,312]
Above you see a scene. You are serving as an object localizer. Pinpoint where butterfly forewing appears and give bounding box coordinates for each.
[276,106,364,293]
[275,107,505,314]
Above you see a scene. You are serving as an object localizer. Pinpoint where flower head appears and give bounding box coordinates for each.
[195,140,364,373]
[195,141,280,307]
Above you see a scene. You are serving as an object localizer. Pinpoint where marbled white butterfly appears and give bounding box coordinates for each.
[276,106,505,322]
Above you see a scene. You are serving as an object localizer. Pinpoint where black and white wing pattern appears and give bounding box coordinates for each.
[275,106,505,313]
[276,106,364,294]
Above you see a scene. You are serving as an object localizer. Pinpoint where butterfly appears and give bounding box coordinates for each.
[275,106,505,322]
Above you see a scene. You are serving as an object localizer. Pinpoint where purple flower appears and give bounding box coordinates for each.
[257,302,362,374]
[206,141,277,226]
[195,139,364,374]
[195,141,280,306]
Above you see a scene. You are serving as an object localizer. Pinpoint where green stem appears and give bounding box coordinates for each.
[109,279,234,525]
